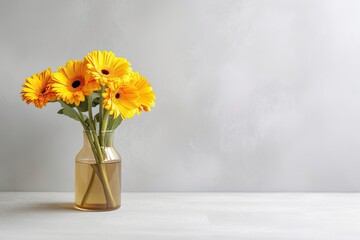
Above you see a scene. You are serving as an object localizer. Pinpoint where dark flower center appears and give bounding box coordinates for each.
[41,89,46,94]
[101,69,110,75]
[72,80,81,88]
[115,93,120,99]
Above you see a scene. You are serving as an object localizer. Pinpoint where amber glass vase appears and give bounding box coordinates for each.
[75,130,121,211]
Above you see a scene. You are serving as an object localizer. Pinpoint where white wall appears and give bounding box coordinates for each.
[1,0,360,192]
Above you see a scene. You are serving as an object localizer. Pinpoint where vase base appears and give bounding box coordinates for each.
[74,203,120,211]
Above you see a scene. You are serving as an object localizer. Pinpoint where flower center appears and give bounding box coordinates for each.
[72,80,81,88]
[41,89,46,94]
[115,93,120,99]
[101,69,110,75]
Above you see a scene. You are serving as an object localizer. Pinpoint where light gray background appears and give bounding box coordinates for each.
[1,0,360,192]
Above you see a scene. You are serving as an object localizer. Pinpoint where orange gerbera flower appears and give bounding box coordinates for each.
[21,68,56,108]
[102,80,139,119]
[52,60,100,106]
[85,50,132,87]
[129,72,155,114]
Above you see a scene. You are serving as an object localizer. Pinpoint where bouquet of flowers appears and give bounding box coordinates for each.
[21,50,155,210]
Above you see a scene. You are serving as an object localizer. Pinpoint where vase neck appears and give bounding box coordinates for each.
[83,130,115,148]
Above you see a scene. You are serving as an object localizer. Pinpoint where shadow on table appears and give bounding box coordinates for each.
[32,202,75,211]
[8,202,76,213]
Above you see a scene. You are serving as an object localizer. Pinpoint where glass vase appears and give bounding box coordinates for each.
[75,130,121,211]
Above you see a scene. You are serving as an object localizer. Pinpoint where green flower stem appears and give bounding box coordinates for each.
[73,107,88,130]
[75,106,116,208]
[87,95,95,132]
[102,110,110,132]
[100,110,110,146]
[86,130,116,208]
[80,168,95,206]
[99,86,105,137]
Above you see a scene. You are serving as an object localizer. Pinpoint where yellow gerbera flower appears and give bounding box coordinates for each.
[21,68,56,108]
[52,60,100,106]
[102,80,139,119]
[84,50,132,87]
[129,72,155,114]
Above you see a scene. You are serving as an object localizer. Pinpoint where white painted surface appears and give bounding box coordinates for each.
[1,192,360,239]
[2,0,360,191]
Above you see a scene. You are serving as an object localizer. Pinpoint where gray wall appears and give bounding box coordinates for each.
[1,0,360,192]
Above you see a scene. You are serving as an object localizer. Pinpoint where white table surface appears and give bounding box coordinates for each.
[1,192,360,239]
